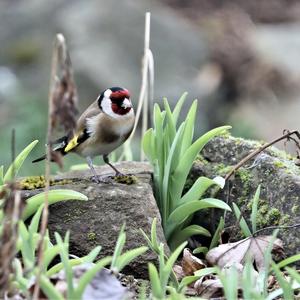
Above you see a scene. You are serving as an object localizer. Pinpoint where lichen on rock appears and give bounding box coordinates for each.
[189,135,300,257]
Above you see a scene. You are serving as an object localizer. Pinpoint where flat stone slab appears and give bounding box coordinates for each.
[23,162,166,278]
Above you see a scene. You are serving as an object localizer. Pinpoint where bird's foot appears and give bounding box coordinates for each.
[91,175,112,184]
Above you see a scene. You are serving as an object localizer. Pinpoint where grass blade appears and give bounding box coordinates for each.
[55,232,74,298]
[271,262,294,300]
[178,275,200,292]
[4,140,38,182]
[285,266,300,283]
[28,205,43,236]
[194,267,217,277]
[39,274,64,300]
[232,203,252,237]
[162,242,187,287]
[148,263,163,299]
[193,246,208,255]
[150,217,159,252]
[250,185,261,233]
[74,256,112,298]
[209,217,225,250]
[277,253,300,269]
[46,246,101,277]
[110,224,126,271]
[115,246,148,272]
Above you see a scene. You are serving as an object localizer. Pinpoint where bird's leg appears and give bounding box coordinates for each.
[86,156,112,183]
[86,156,100,183]
[103,154,123,177]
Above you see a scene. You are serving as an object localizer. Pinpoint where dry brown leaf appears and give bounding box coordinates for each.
[182,248,206,275]
[173,265,185,281]
[195,276,223,299]
[206,235,284,271]
[50,35,78,134]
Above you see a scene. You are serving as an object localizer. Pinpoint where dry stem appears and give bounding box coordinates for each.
[32,33,65,300]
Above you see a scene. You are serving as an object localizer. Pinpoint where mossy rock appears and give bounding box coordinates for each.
[22,162,164,279]
[190,135,300,258]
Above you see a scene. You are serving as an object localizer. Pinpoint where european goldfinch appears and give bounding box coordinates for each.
[33,87,135,182]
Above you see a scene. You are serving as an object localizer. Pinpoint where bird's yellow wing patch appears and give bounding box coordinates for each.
[64,135,79,152]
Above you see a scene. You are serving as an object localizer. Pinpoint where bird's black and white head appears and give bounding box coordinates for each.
[97,87,133,118]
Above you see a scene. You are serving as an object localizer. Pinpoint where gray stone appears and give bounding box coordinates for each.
[24,162,167,279]
[190,135,300,257]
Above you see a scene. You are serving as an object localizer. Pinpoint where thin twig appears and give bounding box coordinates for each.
[253,223,300,237]
[225,130,300,181]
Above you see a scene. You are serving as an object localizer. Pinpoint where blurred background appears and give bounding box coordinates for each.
[1,0,300,175]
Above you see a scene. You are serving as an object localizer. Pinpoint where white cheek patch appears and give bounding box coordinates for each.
[104,89,112,98]
[101,96,118,119]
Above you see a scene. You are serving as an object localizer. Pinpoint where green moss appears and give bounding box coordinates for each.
[279,214,290,226]
[196,154,209,165]
[273,160,285,169]
[255,204,284,227]
[220,131,231,139]
[20,176,72,190]
[113,174,137,185]
[87,232,97,241]
[237,168,252,184]
[268,147,294,161]
[213,163,233,176]
[266,208,281,225]
[236,168,253,202]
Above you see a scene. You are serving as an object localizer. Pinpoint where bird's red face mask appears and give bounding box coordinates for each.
[110,90,132,115]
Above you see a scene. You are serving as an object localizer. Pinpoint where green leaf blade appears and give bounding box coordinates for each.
[250,185,261,233]
[232,203,252,237]
[4,140,38,182]
[171,126,231,204]
[166,198,231,238]
[169,225,210,250]
[23,189,88,220]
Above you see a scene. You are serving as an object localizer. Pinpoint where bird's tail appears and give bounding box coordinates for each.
[32,135,68,163]
[32,155,47,163]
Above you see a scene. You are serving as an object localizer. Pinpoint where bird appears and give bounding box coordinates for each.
[32,86,135,183]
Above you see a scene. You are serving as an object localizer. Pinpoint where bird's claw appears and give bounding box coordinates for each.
[91,175,112,184]
[114,172,125,178]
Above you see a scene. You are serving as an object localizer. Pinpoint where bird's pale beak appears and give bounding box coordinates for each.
[121,98,132,109]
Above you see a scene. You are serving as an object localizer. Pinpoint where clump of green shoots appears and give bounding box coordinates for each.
[140,218,200,299]
[142,94,232,250]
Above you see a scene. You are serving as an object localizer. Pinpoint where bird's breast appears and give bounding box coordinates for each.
[77,112,134,157]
